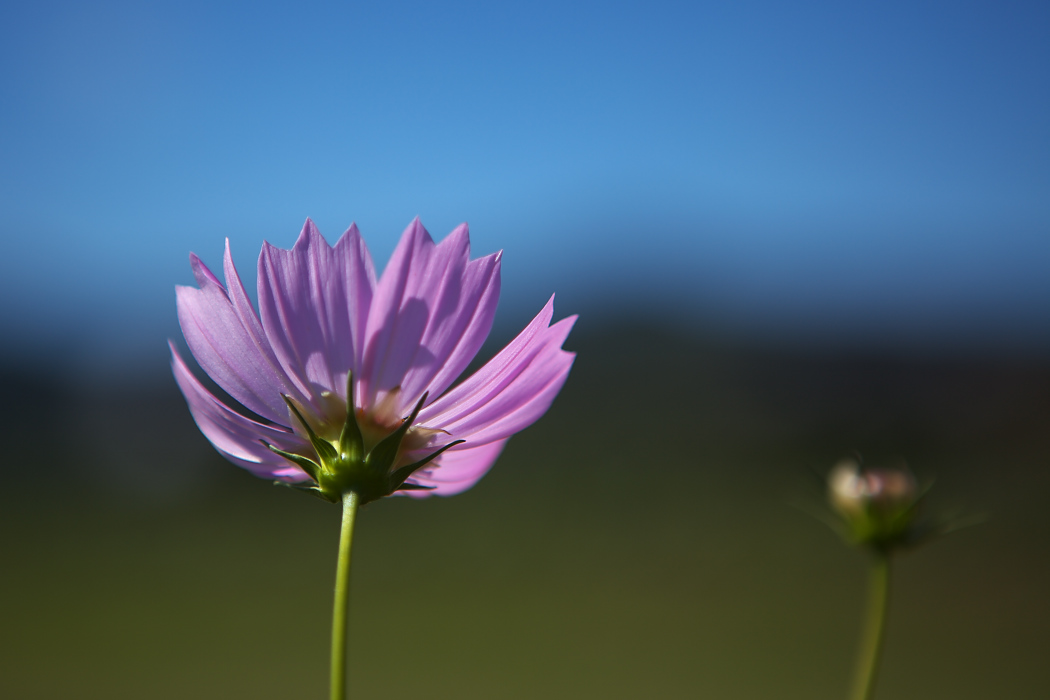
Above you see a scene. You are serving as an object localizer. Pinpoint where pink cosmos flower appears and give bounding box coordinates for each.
[171,218,576,503]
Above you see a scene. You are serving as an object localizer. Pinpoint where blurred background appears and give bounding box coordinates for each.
[1,1,1048,698]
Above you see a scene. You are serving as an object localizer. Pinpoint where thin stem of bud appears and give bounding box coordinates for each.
[330,491,359,700]
[849,552,891,700]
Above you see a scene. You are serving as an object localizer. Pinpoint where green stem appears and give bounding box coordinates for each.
[849,552,891,700]
[330,490,359,700]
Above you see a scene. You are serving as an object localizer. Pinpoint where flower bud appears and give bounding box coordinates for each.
[828,458,920,551]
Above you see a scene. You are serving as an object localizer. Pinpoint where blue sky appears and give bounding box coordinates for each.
[1,0,1048,369]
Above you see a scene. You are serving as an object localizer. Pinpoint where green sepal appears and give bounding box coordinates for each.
[265,387,467,506]
[261,440,321,482]
[389,439,465,490]
[272,479,338,503]
[338,371,364,463]
[366,392,428,473]
[283,395,339,465]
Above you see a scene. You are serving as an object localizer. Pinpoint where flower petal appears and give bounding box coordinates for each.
[170,342,311,481]
[258,219,376,403]
[177,247,307,423]
[419,296,576,446]
[357,218,434,406]
[359,221,502,411]
[402,439,508,497]
[398,224,503,406]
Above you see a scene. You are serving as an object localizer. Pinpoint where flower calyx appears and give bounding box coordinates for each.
[262,372,464,505]
[827,458,924,553]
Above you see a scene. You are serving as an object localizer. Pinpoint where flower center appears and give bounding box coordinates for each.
[290,387,443,464]
[262,373,462,505]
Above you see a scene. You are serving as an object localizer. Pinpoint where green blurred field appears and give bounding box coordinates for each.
[2,323,1048,699]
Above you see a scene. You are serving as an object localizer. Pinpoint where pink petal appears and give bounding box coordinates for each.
[359,220,501,410]
[402,439,508,497]
[177,248,309,423]
[357,218,435,406]
[170,342,311,481]
[398,228,501,408]
[359,221,502,411]
[258,219,376,402]
[419,297,576,447]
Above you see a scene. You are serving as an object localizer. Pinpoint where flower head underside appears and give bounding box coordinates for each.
[172,218,576,502]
